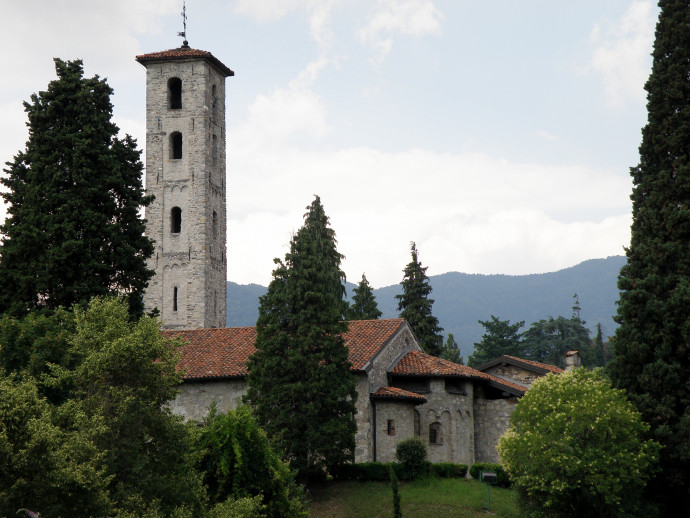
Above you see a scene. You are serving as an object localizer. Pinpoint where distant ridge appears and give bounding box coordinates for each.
[227,255,626,358]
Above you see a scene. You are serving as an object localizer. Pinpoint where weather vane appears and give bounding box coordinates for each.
[178,0,188,46]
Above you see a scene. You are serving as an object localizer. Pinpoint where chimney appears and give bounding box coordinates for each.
[564,351,581,371]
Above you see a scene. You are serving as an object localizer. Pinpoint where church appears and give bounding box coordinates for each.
[135,40,565,465]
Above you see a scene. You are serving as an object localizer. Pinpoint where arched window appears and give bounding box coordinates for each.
[170,132,182,159]
[173,286,178,312]
[212,210,218,239]
[168,77,182,109]
[429,422,442,445]
[171,207,182,234]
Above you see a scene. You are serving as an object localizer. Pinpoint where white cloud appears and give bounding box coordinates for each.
[588,1,656,106]
[228,87,632,286]
[357,0,443,66]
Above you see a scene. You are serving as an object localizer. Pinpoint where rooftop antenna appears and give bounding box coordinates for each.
[178,0,188,47]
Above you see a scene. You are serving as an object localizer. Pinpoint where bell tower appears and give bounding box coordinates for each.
[136,42,233,329]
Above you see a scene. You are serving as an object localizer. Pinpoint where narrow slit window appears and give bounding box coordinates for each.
[171,207,182,234]
[429,422,442,445]
[168,77,182,109]
[212,210,218,239]
[173,286,178,312]
[387,419,396,435]
[170,132,182,159]
[212,134,218,164]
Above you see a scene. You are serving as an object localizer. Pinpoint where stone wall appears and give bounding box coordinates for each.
[482,364,539,387]
[353,375,372,463]
[170,378,247,421]
[473,386,518,463]
[366,324,420,392]
[373,400,417,463]
[141,56,227,330]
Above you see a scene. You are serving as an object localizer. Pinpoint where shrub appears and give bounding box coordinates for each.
[430,463,468,478]
[395,437,427,480]
[469,463,510,487]
[498,369,660,517]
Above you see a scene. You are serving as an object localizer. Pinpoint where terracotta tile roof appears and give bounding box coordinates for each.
[372,386,427,403]
[392,350,527,395]
[165,327,256,379]
[165,318,407,380]
[136,45,234,77]
[500,355,564,374]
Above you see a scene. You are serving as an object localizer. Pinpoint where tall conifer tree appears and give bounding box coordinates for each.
[246,196,357,480]
[0,59,153,317]
[346,274,382,320]
[396,242,443,356]
[609,2,690,510]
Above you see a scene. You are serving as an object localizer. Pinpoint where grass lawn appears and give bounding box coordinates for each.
[307,478,519,517]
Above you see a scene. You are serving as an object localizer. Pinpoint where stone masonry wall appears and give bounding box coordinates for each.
[483,364,540,388]
[353,375,372,463]
[373,401,417,463]
[473,386,518,463]
[170,378,247,421]
[142,57,227,330]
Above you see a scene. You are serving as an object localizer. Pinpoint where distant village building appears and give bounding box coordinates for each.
[137,41,564,465]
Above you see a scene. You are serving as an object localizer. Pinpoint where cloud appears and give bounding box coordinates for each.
[228,82,632,286]
[357,0,443,66]
[588,1,656,106]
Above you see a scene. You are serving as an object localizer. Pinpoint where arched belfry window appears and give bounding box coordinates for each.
[171,207,182,234]
[168,77,182,109]
[170,132,182,159]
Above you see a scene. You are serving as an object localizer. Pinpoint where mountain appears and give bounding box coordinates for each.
[227,255,626,359]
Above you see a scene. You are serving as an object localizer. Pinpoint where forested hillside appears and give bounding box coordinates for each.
[227,255,625,358]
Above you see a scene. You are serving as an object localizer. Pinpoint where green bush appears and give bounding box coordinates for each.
[395,437,427,480]
[469,463,511,487]
[430,463,468,478]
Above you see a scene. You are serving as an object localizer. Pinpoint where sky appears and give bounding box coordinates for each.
[0,1,659,288]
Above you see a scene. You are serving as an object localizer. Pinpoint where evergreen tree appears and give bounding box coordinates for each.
[520,316,590,369]
[0,59,153,317]
[395,242,443,356]
[609,1,690,510]
[246,196,357,480]
[468,316,524,367]
[346,273,382,320]
[440,333,463,364]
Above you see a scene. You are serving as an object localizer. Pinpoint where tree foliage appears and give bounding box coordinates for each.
[0,374,111,517]
[468,316,524,367]
[346,274,382,320]
[198,405,307,518]
[395,242,443,356]
[498,369,659,518]
[520,316,590,369]
[246,196,357,480]
[608,2,690,510]
[0,59,153,317]
[439,333,463,364]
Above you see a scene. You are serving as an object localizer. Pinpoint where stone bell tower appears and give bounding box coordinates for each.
[136,42,233,329]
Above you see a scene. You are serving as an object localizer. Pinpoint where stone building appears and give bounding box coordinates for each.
[166,319,549,464]
[475,355,564,388]
[136,43,233,329]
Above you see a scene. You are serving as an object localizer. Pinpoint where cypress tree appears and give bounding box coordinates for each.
[246,196,357,480]
[440,333,463,365]
[609,1,690,510]
[0,59,153,317]
[346,273,382,320]
[395,242,443,356]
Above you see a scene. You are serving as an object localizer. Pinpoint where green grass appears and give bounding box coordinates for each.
[307,477,519,517]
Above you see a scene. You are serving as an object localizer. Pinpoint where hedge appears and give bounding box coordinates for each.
[331,462,467,482]
[469,462,511,487]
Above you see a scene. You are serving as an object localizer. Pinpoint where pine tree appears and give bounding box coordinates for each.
[246,196,357,480]
[0,59,153,317]
[468,316,524,367]
[440,333,463,364]
[395,242,443,356]
[346,274,382,320]
[608,2,690,510]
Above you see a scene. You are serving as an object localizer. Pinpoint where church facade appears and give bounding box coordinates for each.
[135,41,563,465]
